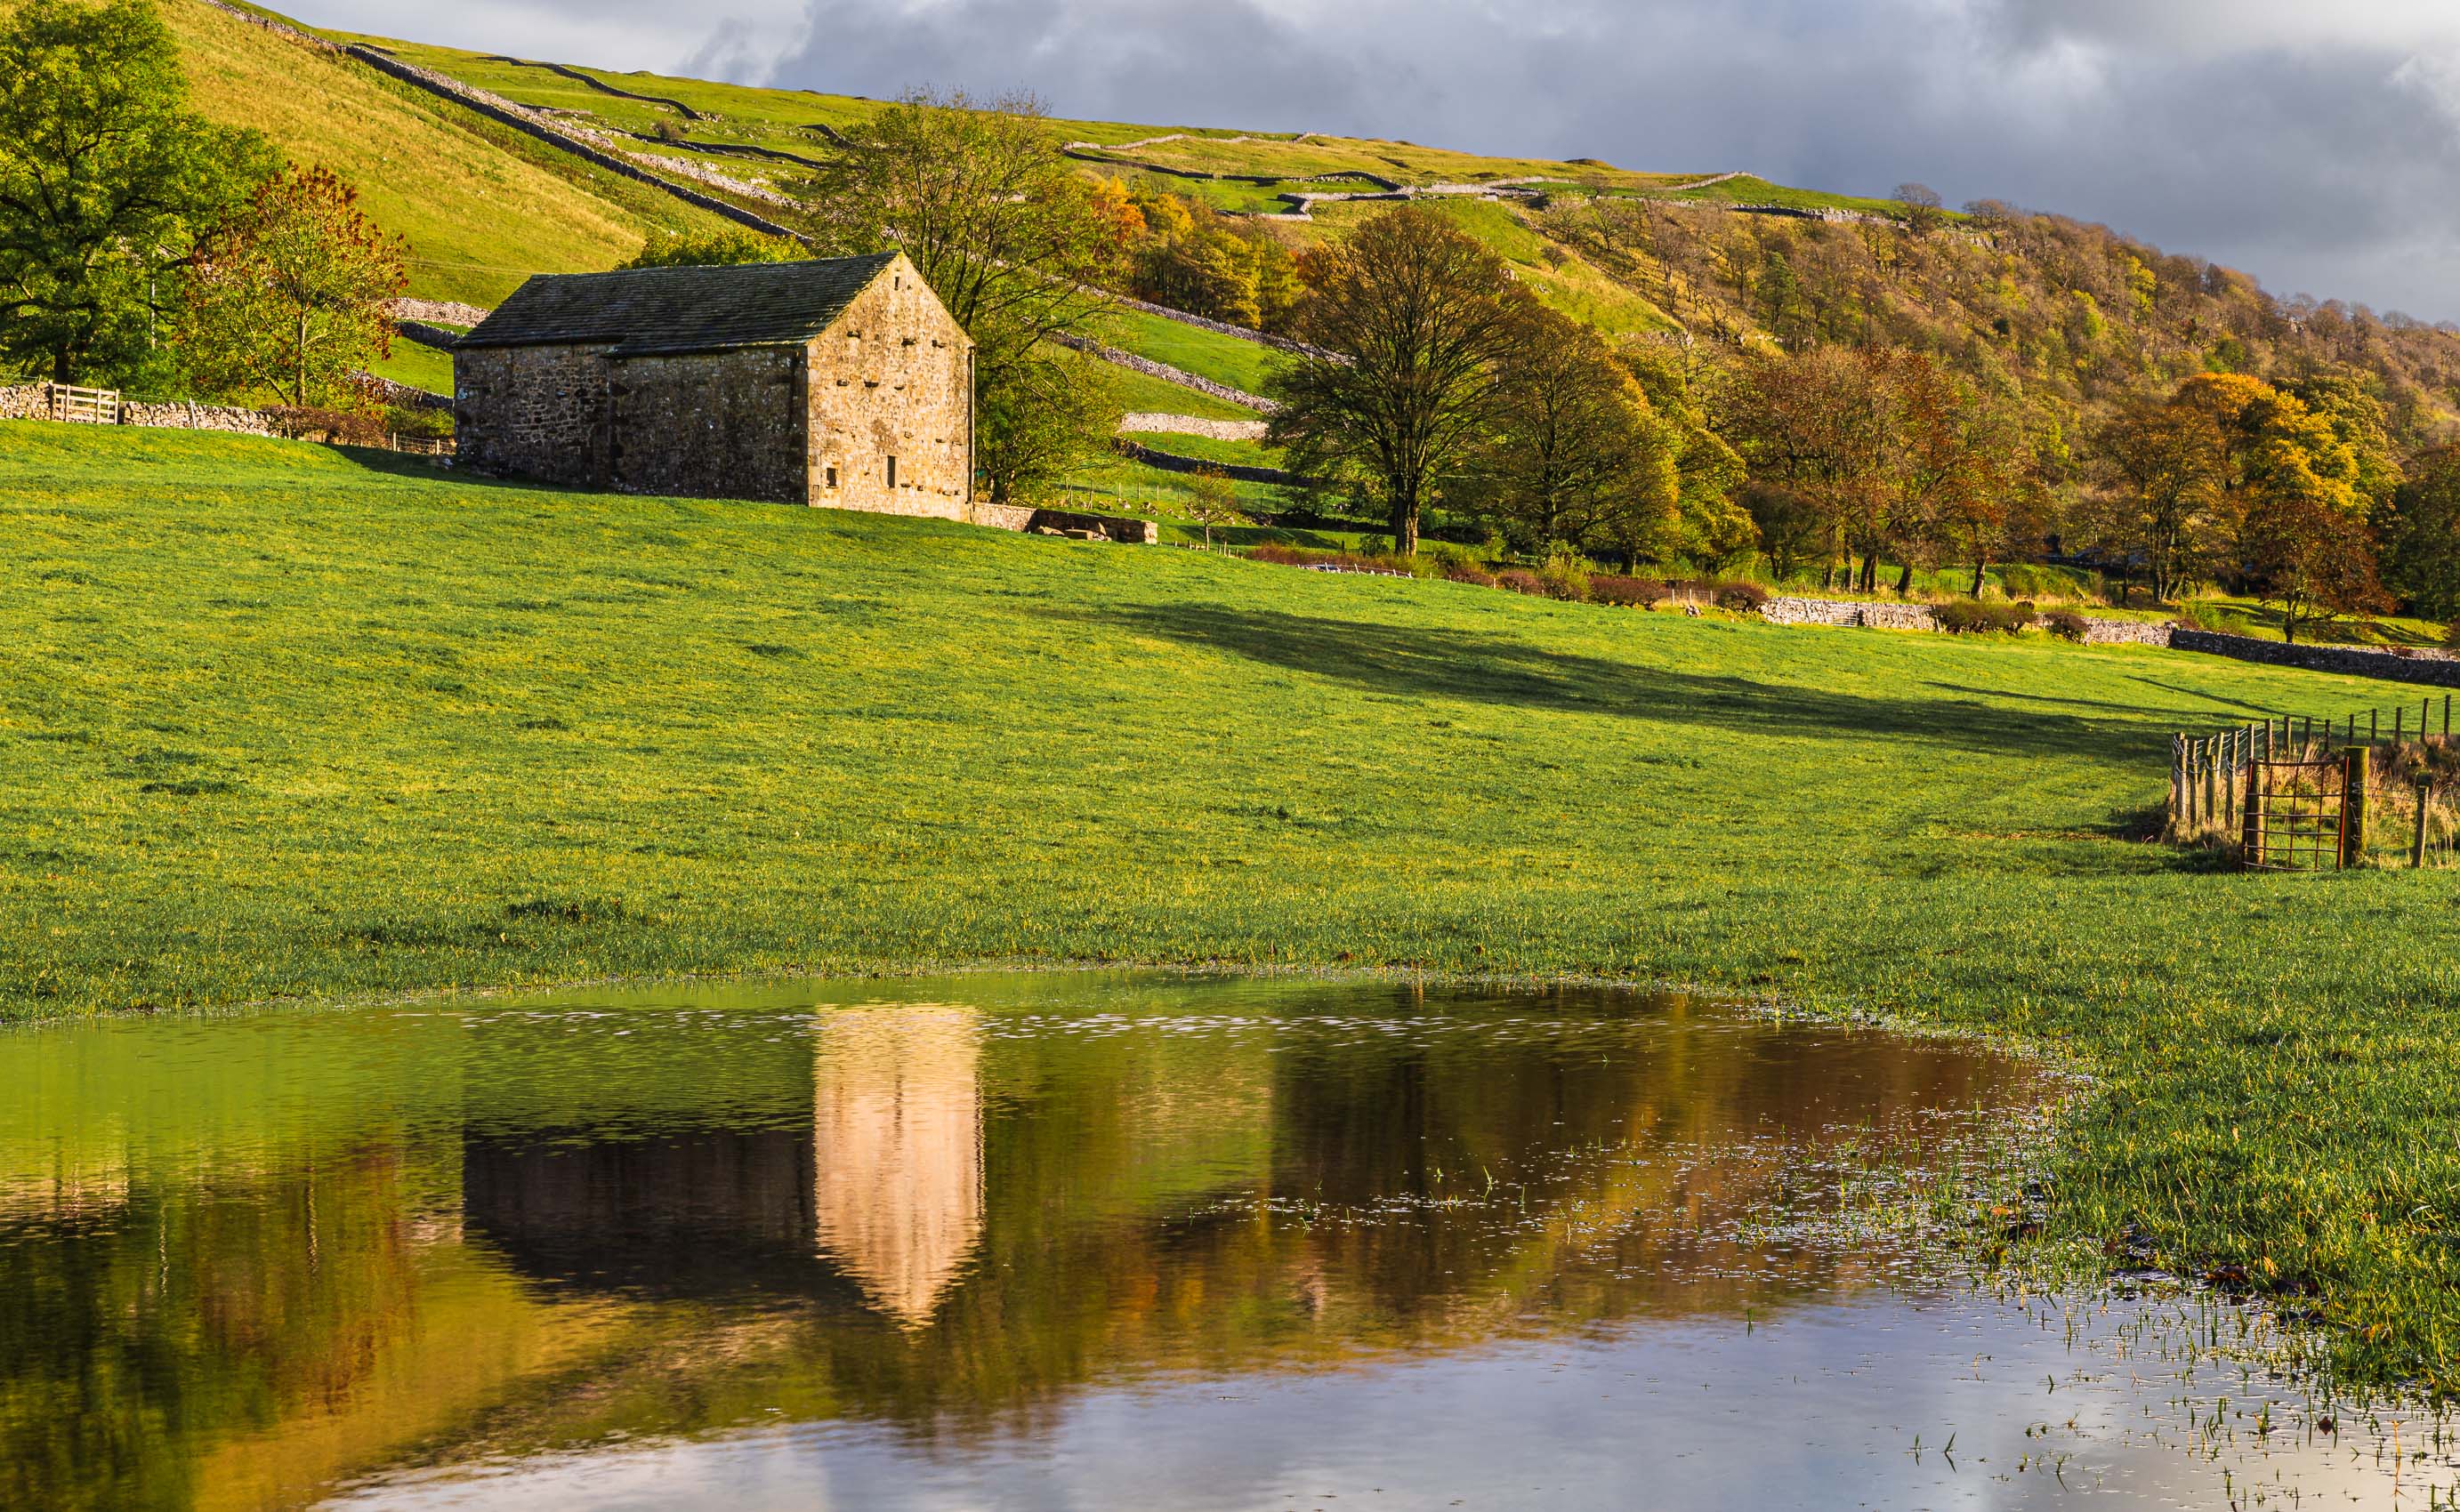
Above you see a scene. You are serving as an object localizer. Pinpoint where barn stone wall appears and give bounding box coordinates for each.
[454,343,615,487]
[804,268,974,519]
[611,347,806,505]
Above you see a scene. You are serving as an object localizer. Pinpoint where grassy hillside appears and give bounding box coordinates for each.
[9,422,2460,1392]
[162,0,734,305]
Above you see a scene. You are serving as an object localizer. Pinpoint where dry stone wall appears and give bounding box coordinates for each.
[2170,630,2460,688]
[1117,413,1270,441]
[390,298,492,328]
[1114,439,1300,486]
[117,400,280,436]
[1027,507,1158,543]
[4,382,281,435]
[1106,294,1333,360]
[2080,619,2173,648]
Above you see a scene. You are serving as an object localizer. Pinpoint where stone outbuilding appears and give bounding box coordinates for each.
[453,252,982,519]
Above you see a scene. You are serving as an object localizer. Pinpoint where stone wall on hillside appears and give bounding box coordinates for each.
[0,385,46,422]
[360,374,451,411]
[1758,596,1872,629]
[2170,630,2460,687]
[391,298,493,328]
[1027,507,1158,543]
[397,320,465,350]
[117,400,280,436]
[1105,293,1334,360]
[2080,619,2173,647]
[1118,413,1271,441]
[1114,439,1301,486]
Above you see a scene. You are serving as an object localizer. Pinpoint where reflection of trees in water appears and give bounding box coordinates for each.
[0,992,2052,1504]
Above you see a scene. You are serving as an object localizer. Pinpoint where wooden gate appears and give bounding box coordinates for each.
[48,384,119,424]
[2243,754,2360,870]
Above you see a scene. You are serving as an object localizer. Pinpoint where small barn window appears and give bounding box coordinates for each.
[825,465,838,488]
[886,455,898,487]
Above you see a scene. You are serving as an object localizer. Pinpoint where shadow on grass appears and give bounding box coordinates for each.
[1085,601,2160,760]
[2125,677,2287,719]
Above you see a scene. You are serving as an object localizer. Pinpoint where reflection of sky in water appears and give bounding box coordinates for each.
[1,973,2450,1509]
[335,1292,2443,1510]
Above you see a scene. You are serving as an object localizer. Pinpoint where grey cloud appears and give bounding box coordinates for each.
[762,0,1383,134]
[287,0,2460,318]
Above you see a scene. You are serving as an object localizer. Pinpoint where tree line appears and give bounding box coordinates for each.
[0,0,409,418]
[11,0,2460,638]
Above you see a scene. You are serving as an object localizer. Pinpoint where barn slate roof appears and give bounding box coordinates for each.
[458,253,903,357]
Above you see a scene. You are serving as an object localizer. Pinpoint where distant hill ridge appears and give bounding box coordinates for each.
[171,0,2460,448]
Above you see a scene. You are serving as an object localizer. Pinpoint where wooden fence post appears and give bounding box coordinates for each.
[2370,710,2379,744]
[2205,737,2219,830]
[2415,779,2432,869]
[2397,707,2406,744]
[2343,747,2369,869]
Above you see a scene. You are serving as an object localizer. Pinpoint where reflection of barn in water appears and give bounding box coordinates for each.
[462,1007,983,1321]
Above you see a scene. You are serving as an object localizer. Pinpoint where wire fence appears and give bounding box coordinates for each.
[2170,695,2460,869]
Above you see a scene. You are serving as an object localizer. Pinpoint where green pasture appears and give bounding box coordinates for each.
[1125,430,1284,470]
[169,0,723,305]
[1096,310,1284,396]
[1098,365,1263,422]
[8,424,2460,1396]
[367,340,454,397]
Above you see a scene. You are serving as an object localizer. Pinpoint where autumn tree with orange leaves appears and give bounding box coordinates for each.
[180,165,404,408]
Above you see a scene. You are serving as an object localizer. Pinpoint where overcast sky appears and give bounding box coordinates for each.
[289,0,2460,321]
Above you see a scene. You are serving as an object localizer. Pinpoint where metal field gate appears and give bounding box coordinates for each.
[2242,756,2357,871]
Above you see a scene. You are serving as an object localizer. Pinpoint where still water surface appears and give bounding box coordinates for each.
[1,973,2448,1508]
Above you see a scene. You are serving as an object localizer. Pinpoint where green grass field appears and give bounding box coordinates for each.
[8,423,2460,1395]
[367,339,455,397]
[166,0,728,306]
[1101,366,1262,422]
[1125,430,1285,470]
[1097,310,1284,395]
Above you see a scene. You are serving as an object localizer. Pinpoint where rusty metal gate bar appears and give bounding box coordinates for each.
[2244,758,2349,871]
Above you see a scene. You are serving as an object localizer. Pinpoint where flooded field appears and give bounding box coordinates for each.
[0,973,2447,1508]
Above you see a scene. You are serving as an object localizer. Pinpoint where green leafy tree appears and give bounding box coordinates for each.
[2380,446,2460,620]
[1718,346,1891,590]
[1460,301,1679,569]
[180,166,407,408]
[975,350,1120,504]
[1182,467,1248,546]
[1267,206,1522,555]
[2246,486,2390,643]
[1617,342,1752,571]
[619,228,803,269]
[803,91,1128,503]
[0,0,273,384]
[2094,389,2227,603]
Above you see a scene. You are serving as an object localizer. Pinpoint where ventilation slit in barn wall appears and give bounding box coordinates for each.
[887,455,897,487]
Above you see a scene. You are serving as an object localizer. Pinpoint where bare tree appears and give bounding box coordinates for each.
[1894,182,1945,236]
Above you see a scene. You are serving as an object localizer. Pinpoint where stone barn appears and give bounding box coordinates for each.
[453,252,980,519]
